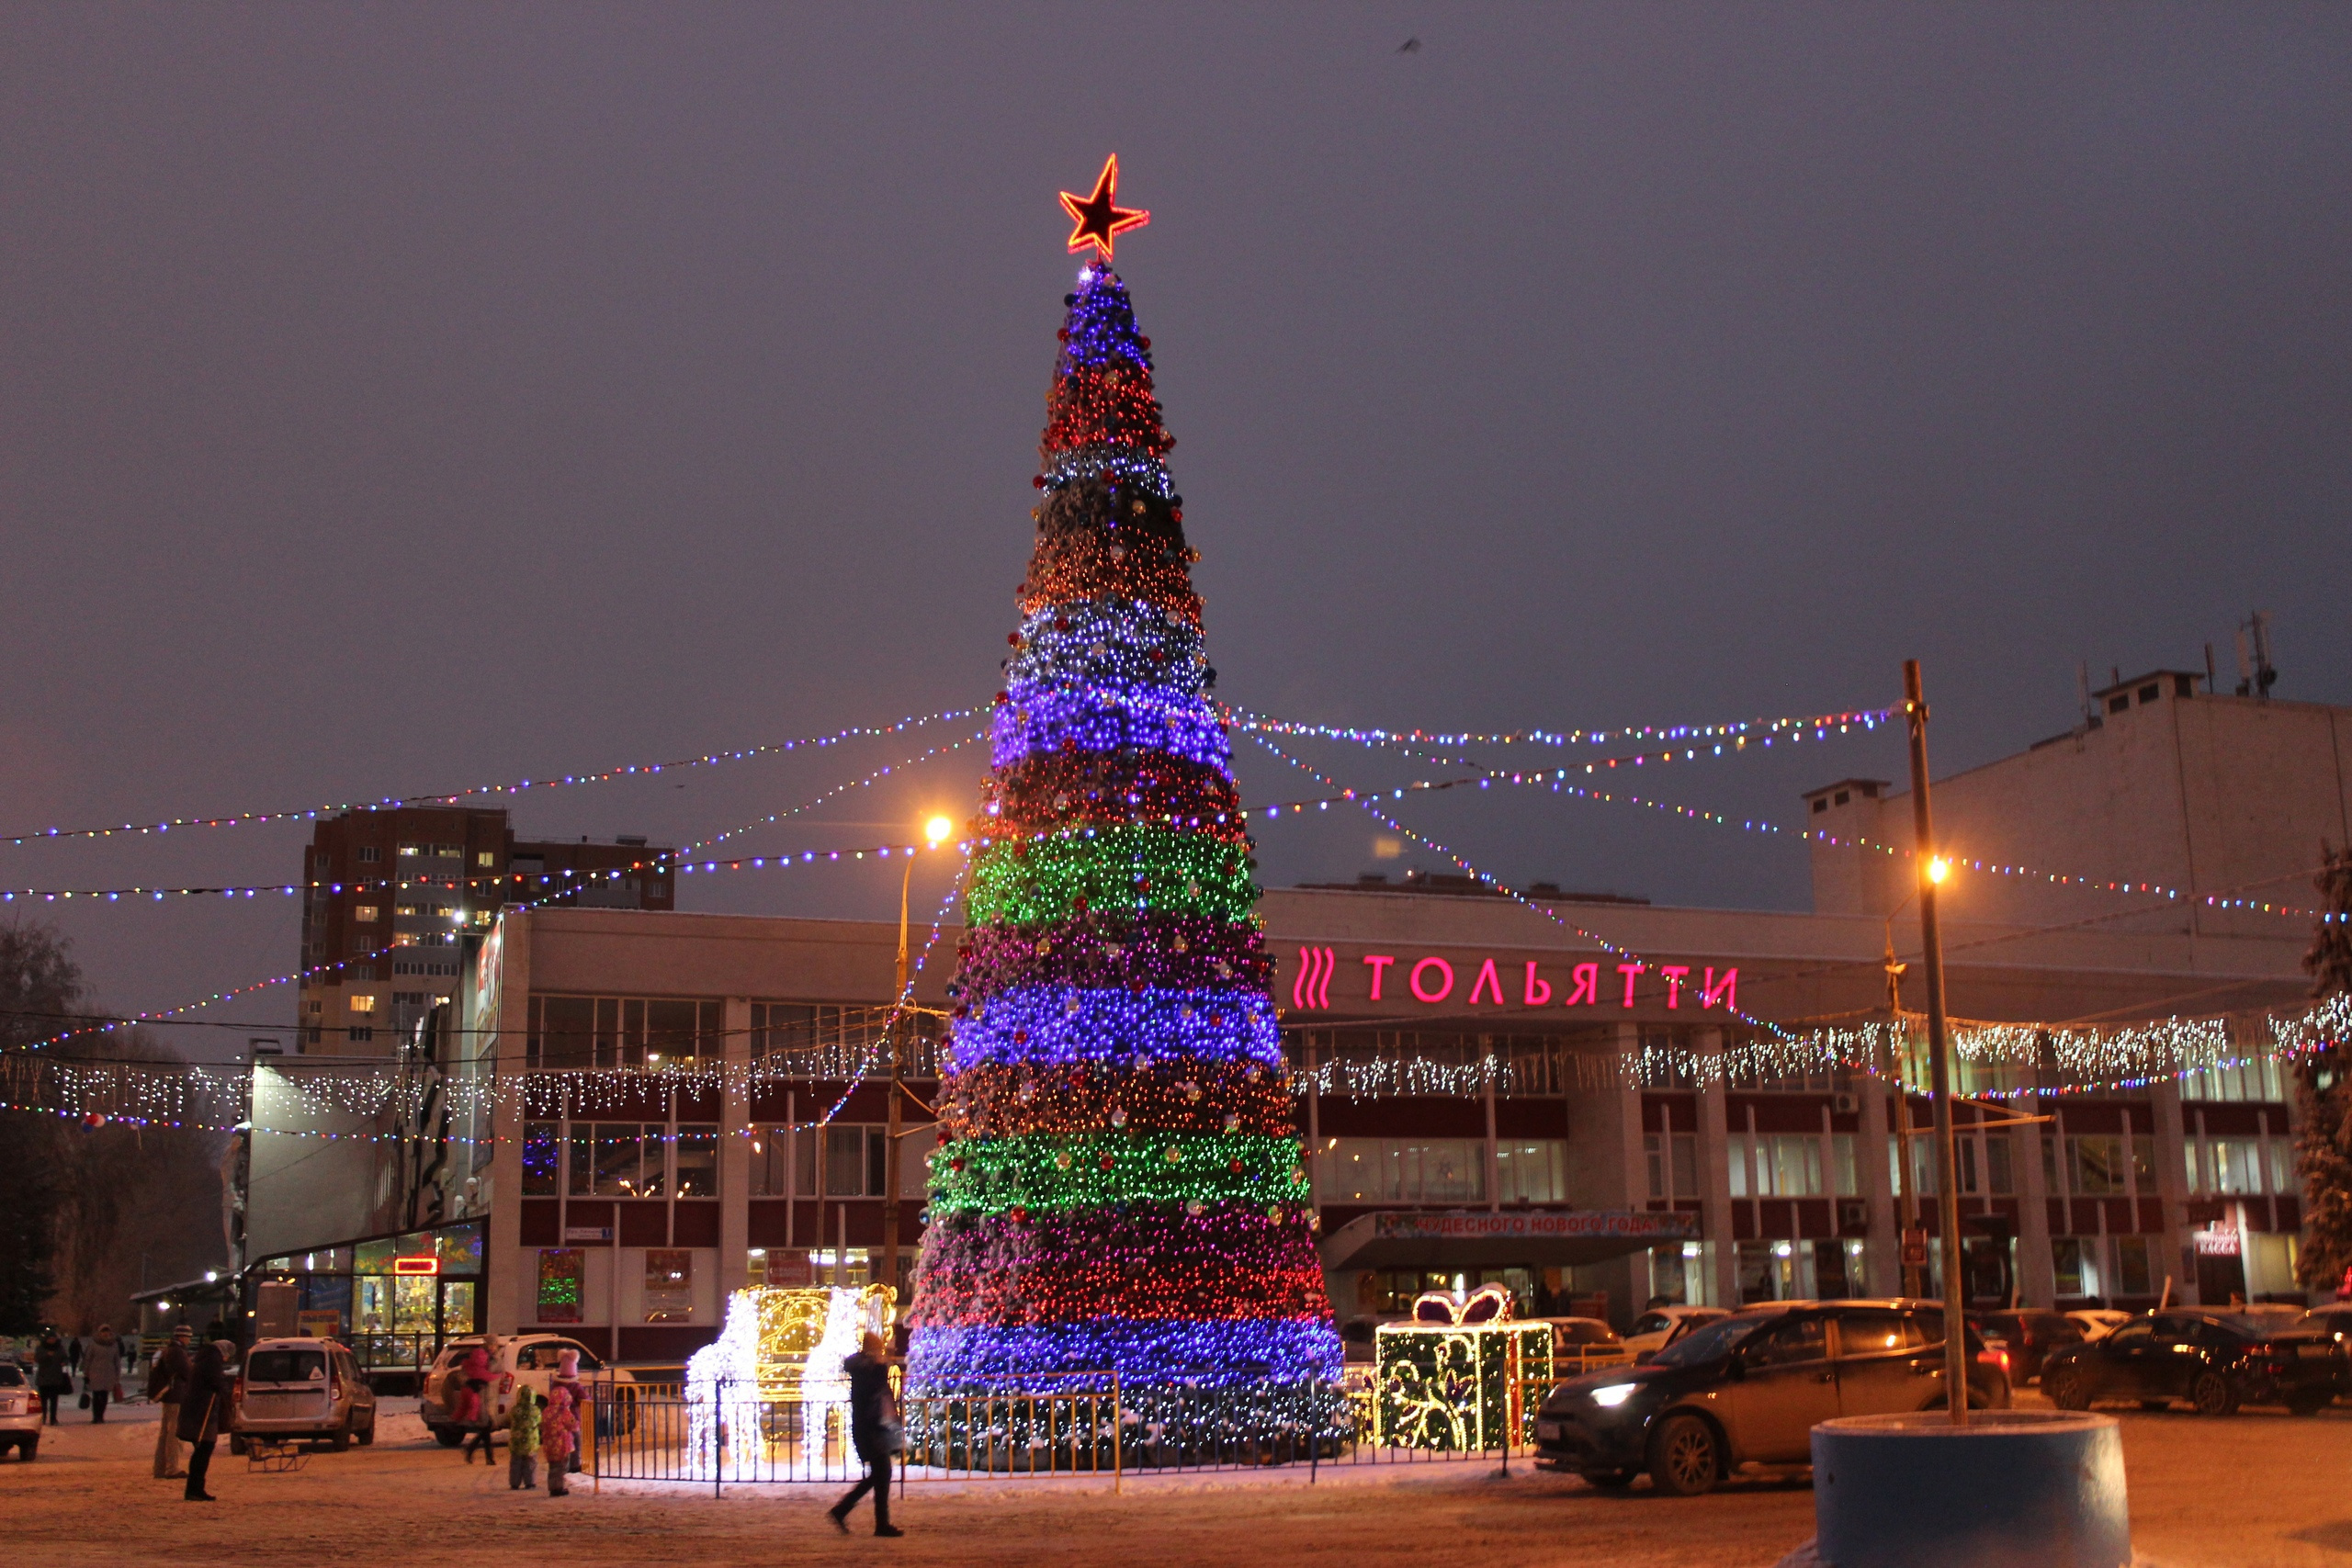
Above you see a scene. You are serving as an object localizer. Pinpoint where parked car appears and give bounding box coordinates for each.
[1623,1305,1732,1361]
[1966,1310,2087,1382]
[0,1362,39,1461]
[1532,1317,1626,1370]
[421,1333,638,1446]
[1533,1300,2011,1496]
[2298,1305,2352,1343]
[2042,1311,2342,1416]
[2066,1309,2132,1341]
[228,1338,377,1452]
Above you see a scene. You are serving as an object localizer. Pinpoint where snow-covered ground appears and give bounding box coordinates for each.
[3,1392,2346,1565]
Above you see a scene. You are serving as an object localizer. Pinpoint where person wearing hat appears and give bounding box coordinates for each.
[176,1339,235,1502]
[148,1325,195,1479]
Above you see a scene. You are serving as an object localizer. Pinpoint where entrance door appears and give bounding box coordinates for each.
[2196,1250,2246,1307]
[1724,1314,1838,1464]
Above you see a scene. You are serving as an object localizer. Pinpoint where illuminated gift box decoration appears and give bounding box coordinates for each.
[1373,1284,1554,1451]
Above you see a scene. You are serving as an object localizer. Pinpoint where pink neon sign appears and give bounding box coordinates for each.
[1290,946,1736,1014]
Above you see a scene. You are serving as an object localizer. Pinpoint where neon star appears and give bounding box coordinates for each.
[1058,154,1150,261]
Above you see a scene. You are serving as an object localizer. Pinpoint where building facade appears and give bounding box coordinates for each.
[296,806,674,1056]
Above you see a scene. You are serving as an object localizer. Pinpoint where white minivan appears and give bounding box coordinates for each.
[229,1338,379,1451]
[420,1334,636,1446]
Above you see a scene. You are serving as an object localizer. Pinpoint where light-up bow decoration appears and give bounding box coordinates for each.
[1410,1283,1515,1326]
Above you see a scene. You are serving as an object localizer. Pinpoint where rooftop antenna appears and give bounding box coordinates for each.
[2234,612,2278,699]
[2075,662,2094,728]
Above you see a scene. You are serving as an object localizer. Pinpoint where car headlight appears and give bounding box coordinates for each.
[1589,1382,1639,1408]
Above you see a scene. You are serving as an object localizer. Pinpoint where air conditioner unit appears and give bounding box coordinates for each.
[1831,1092,1859,1115]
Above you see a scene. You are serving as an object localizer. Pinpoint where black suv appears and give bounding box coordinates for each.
[1532,1300,2011,1496]
[2042,1311,2342,1416]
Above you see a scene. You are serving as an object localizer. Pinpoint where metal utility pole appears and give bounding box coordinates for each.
[882,850,913,1317]
[1882,946,1922,1297]
[1903,660,1969,1427]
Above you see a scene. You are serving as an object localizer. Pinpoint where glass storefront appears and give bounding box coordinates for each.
[256,1219,485,1369]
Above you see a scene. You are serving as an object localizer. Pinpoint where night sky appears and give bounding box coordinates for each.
[4,6,2346,1049]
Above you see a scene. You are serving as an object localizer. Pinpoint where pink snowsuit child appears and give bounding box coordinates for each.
[541,1383,579,1497]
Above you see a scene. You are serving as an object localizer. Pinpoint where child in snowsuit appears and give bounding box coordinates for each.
[541,1383,578,1497]
[506,1389,541,1492]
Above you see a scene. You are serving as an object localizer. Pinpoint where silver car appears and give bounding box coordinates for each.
[229,1338,378,1451]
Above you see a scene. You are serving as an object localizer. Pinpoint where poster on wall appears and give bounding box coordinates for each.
[644,1249,694,1322]
[537,1248,585,1325]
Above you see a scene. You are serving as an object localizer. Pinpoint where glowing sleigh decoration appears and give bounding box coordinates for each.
[682,1284,896,1479]
[1371,1283,1555,1451]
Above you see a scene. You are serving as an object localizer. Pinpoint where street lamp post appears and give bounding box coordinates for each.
[1902,659,1968,1427]
[882,816,955,1322]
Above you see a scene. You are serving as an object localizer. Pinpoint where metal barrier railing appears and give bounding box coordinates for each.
[588,1366,1609,1490]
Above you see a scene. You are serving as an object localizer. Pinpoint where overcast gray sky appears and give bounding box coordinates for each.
[4,5,2347,1043]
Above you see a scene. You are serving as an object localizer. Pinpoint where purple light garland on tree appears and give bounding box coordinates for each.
[905,260,1342,1403]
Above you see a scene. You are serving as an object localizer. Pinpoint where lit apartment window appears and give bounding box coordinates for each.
[476,852,496,868]
[433,843,461,858]
[396,902,425,918]
[398,844,424,858]
[391,934,419,948]
[352,906,379,923]
[349,995,377,1014]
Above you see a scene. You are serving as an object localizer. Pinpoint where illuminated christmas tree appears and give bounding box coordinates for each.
[906,161,1343,1423]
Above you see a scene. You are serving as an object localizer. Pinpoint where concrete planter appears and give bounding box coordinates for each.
[1811,1409,2130,1568]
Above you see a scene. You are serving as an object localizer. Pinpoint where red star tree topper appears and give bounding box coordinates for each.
[1058,154,1150,261]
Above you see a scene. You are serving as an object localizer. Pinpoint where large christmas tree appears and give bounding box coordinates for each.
[906,165,1342,1416]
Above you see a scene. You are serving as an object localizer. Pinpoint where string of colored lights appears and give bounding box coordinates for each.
[1232,705,1897,751]
[0,707,984,847]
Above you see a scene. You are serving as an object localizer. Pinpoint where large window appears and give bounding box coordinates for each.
[2057,1135,2154,1197]
[749,1123,922,1198]
[528,995,721,1068]
[751,1002,944,1080]
[559,1122,718,1198]
[2190,1136,2272,1196]
[1645,1133,1698,1201]
[1315,1138,1490,1204]
[2181,1058,2285,1103]
[1733,1134,1855,1198]
[1494,1142,1567,1203]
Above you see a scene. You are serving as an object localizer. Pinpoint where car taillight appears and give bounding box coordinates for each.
[232,1379,245,1405]
[500,1372,513,1396]
[1977,1348,2009,1376]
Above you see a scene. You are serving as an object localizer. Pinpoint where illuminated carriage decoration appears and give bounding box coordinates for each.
[682,1284,895,1477]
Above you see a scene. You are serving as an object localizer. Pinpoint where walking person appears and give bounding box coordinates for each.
[506,1389,541,1492]
[149,1325,195,1478]
[178,1339,235,1503]
[540,1383,577,1497]
[80,1325,121,1422]
[458,1341,493,1464]
[825,1332,903,1538]
[33,1332,70,1425]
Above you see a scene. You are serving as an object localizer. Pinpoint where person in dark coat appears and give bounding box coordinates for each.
[826,1332,902,1538]
[175,1340,236,1502]
[150,1325,196,1478]
[33,1333,71,1425]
